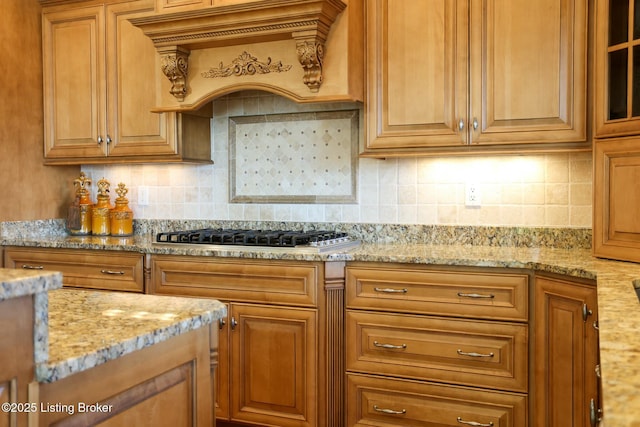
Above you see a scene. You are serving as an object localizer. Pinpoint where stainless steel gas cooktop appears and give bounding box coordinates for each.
[153,228,360,254]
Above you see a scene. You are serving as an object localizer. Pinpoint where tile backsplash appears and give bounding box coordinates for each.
[82,91,592,228]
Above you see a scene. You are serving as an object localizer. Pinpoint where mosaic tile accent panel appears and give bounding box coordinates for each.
[229,110,358,203]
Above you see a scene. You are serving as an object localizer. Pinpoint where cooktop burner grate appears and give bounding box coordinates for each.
[155,228,353,249]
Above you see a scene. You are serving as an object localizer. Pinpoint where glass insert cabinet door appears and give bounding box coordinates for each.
[595,0,640,137]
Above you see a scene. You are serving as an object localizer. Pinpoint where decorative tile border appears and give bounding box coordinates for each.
[229,110,358,203]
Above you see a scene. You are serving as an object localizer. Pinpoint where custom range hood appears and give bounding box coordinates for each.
[129,0,363,110]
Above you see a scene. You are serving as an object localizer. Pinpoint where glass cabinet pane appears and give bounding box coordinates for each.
[633,46,640,116]
[609,49,628,120]
[610,0,629,45]
[635,0,640,39]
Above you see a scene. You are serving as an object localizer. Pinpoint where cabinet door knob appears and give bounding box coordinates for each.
[458,119,465,131]
[230,317,238,330]
[582,303,593,321]
[473,117,479,130]
[97,136,103,145]
[590,398,602,426]
[106,135,112,145]
[219,318,226,329]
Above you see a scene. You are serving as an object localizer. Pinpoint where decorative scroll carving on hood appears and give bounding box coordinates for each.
[130,0,347,102]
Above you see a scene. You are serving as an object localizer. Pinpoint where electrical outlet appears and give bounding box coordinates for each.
[465,183,481,207]
[138,186,150,206]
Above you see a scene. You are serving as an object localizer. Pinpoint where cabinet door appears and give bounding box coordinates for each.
[105,2,177,159]
[229,304,317,427]
[470,0,587,146]
[364,0,469,150]
[594,0,640,137]
[42,6,107,159]
[593,137,640,262]
[533,275,599,427]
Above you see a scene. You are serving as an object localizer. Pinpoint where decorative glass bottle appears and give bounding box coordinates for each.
[67,172,93,235]
[91,178,113,236]
[110,183,133,237]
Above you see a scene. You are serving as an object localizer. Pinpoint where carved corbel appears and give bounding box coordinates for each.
[158,46,190,102]
[293,31,326,93]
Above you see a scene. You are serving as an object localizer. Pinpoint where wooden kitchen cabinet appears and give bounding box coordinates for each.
[41,0,212,165]
[593,137,640,262]
[0,296,35,427]
[362,0,589,157]
[594,0,640,138]
[149,255,346,427]
[533,274,600,427]
[345,262,530,426]
[347,373,527,427]
[592,0,640,263]
[3,247,145,292]
[33,325,215,427]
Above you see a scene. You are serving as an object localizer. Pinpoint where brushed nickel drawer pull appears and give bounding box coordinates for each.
[100,269,125,275]
[373,341,407,350]
[457,349,495,358]
[21,264,44,270]
[457,292,495,299]
[457,417,493,427]
[373,405,406,415]
[374,287,408,294]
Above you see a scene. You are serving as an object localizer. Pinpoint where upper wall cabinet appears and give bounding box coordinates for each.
[594,0,640,138]
[593,0,640,263]
[362,0,589,157]
[41,0,212,165]
[128,0,364,110]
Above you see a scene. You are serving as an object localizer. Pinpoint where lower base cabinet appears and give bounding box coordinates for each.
[347,374,527,427]
[345,263,530,427]
[3,247,145,292]
[150,255,346,427]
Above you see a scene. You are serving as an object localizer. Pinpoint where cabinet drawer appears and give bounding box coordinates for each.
[347,374,527,427]
[3,247,144,292]
[150,255,319,307]
[346,264,528,321]
[346,310,528,392]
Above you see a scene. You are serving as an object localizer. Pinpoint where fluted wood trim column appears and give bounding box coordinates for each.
[324,261,345,427]
[209,323,219,424]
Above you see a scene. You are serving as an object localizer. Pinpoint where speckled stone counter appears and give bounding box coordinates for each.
[0,268,63,365]
[0,267,62,302]
[2,227,639,426]
[37,289,227,383]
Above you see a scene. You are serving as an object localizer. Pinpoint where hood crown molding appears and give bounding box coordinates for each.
[130,0,347,100]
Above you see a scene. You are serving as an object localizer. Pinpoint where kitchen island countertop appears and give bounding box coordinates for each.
[0,267,226,384]
[39,288,227,383]
[2,235,639,426]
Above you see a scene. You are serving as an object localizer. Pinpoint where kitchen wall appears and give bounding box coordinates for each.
[83,91,592,228]
[0,0,79,222]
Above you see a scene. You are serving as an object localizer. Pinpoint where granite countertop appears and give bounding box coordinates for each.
[37,288,227,383]
[0,267,62,301]
[2,233,639,426]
